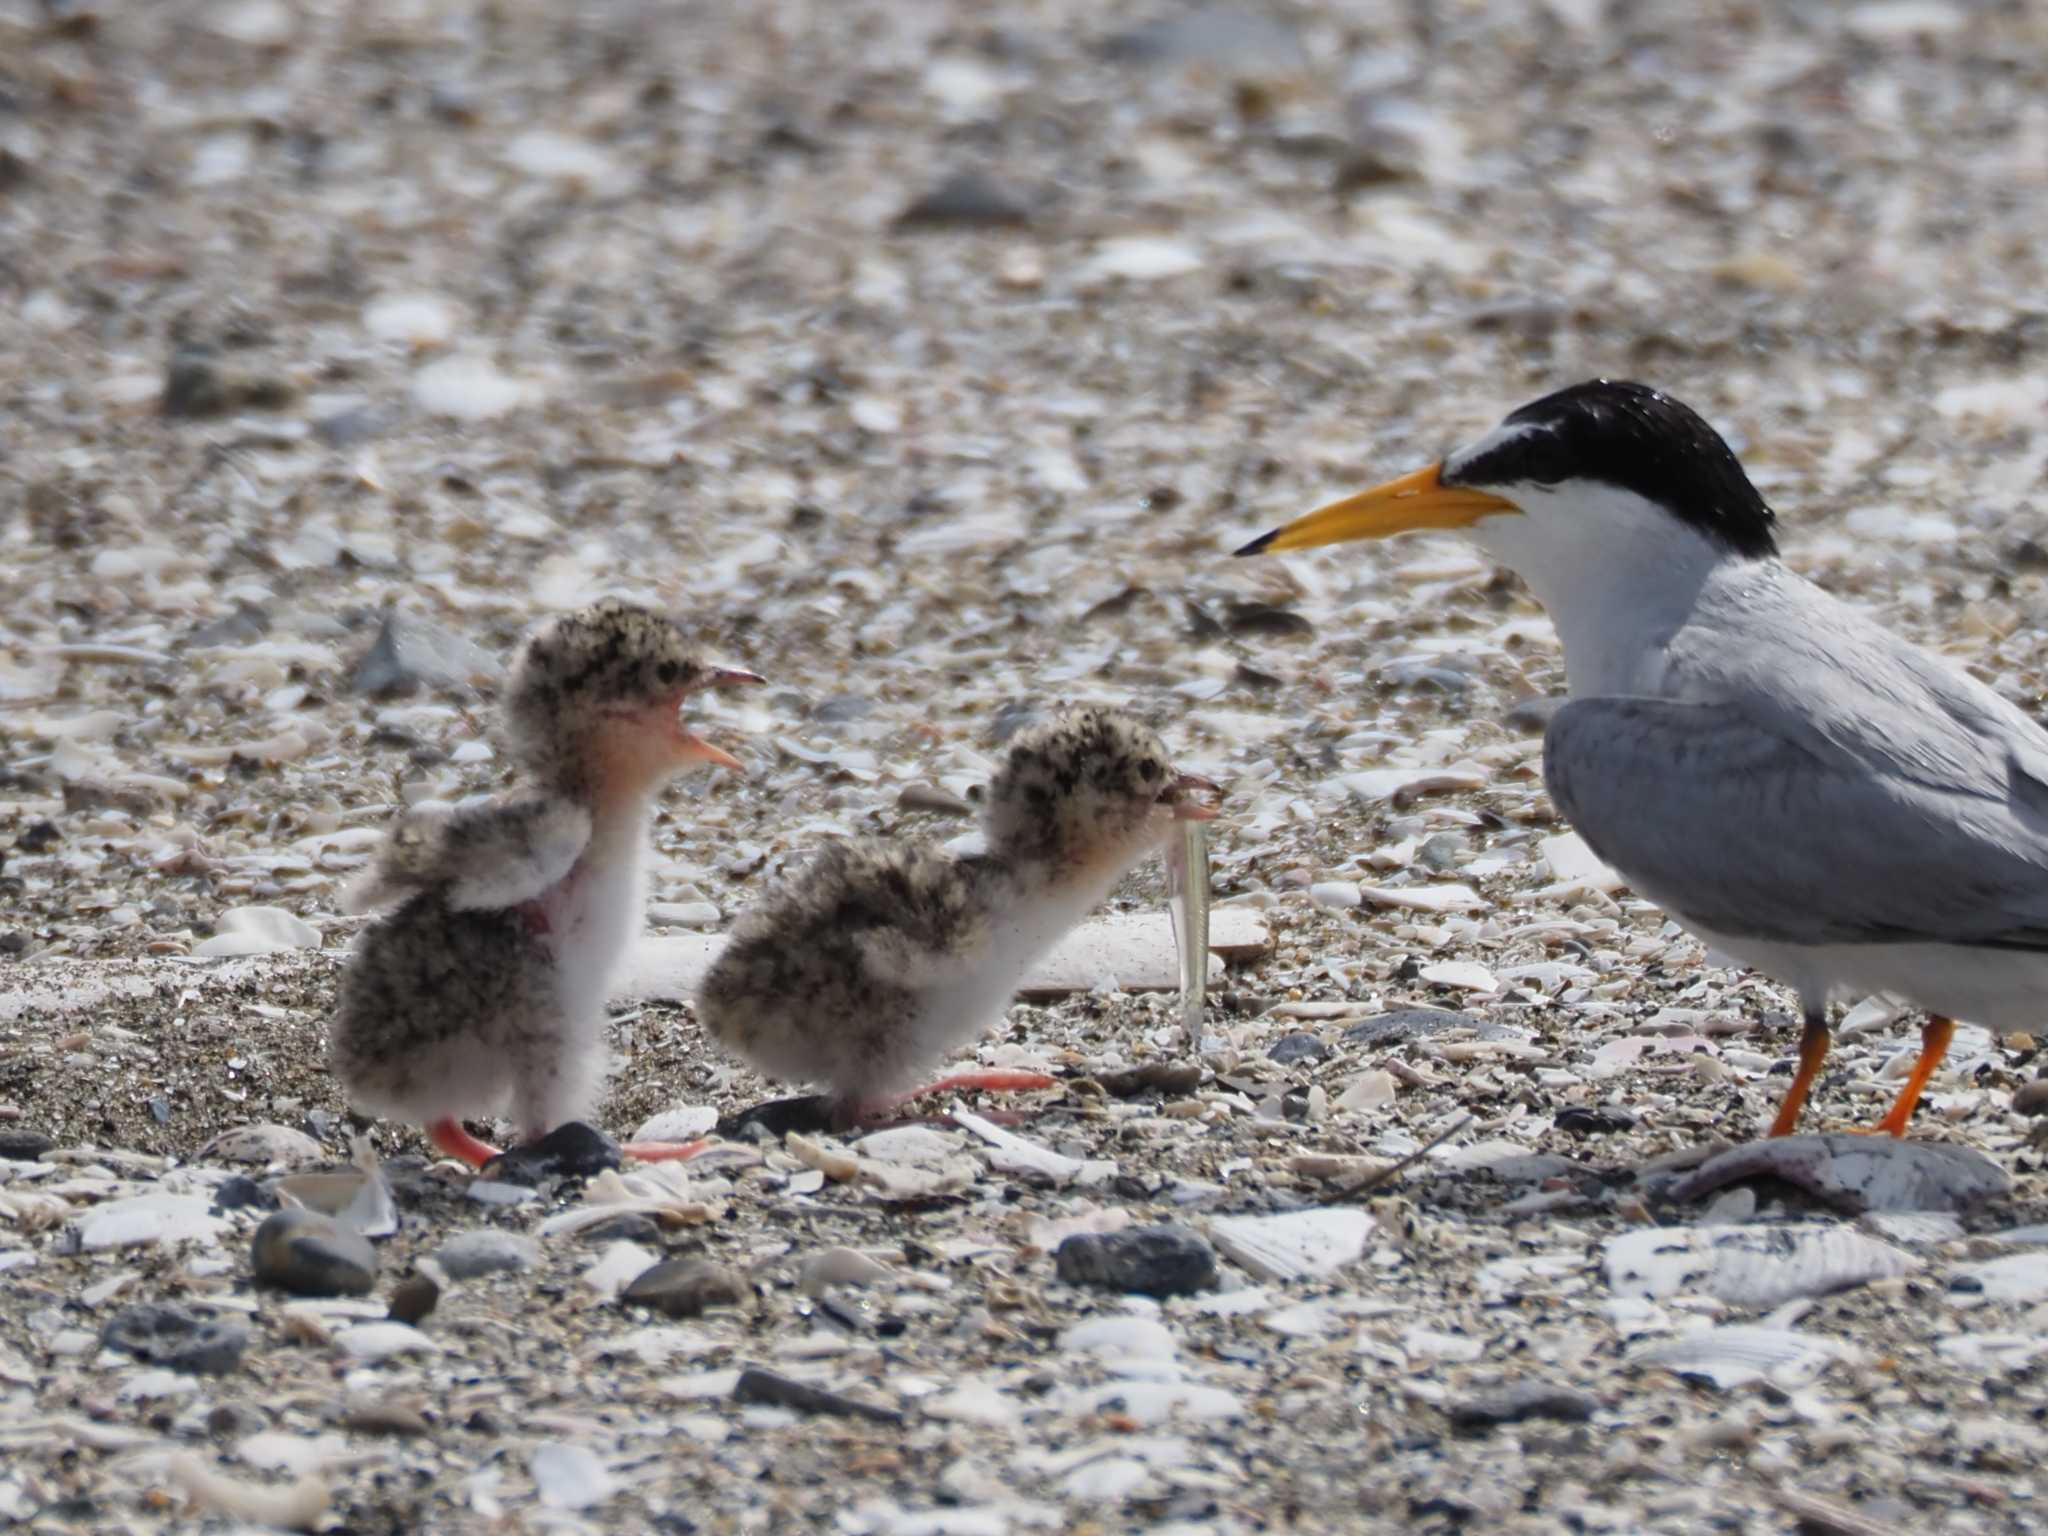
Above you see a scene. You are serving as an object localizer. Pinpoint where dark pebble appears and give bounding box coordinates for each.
[211,1175,277,1212]
[1223,601,1314,640]
[894,170,1032,229]
[1447,1382,1599,1431]
[387,1274,441,1326]
[0,1130,55,1161]
[732,1366,903,1424]
[17,820,60,854]
[2013,1079,2048,1117]
[1268,1032,1328,1065]
[207,1403,266,1440]
[481,1121,620,1185]
[621,1258,746,1318]
[1553,1106,1636,1136]
[102,1304,249,1375]
[1055,1225,1216,1297]
[1096,1062,1204,1099]
[250,1209,377,1297]
[716,1094,836,1141]
[185,603,271,648]
[1343,1008,1506,1048]
[577,1212,662,1246]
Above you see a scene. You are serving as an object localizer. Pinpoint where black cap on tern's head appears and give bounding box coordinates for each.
[1234,379,1779,562]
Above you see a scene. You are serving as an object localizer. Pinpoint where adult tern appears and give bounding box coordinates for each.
[1238,379,2047,1137]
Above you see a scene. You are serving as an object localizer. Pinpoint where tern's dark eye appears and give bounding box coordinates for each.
[657,660,681,686]
[1139,758,1159,781]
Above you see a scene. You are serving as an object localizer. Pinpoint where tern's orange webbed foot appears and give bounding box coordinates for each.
[427,1117,503,1168]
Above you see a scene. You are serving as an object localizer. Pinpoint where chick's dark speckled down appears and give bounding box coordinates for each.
[503,597,707,785]
[329,896,581,1132]
[328,599,737,1142]
[696,705,1196,1110]
[697,838,1005,1106]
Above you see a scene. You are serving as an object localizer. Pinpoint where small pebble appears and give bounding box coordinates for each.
[1055,1225,1216,1297]
[386,1275,440,1326]
[210,1175,278,1212]
[1447,1381,1599,1431]
[621,1258,746,1318]
[102,1304,249,1376]
[2013,1079,2048,1117]
[250,1209,377,1297]
[576,1213,663,1246]
[482,1122,620,1185]
[731,1367,902,1424]
[1268,1031,1329,1065]
[432,1230,540,1280]
[0,1130,55,1161]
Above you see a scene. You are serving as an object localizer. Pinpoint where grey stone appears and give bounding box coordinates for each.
[251,1208,377,1297]
[1448,1381,1599,1431]
[1268,1031,1328,1065]
[621,1258,746,1318]
[1342,1008,1507,1047]
[102,1304,248,1375]
[1055,1225,1216,1297]
[433,1229,540,1280]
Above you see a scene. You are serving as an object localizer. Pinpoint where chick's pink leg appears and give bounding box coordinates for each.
[851,1069,1060,1128]
[901,1069,1059,1102]
[619,1138,714,1162]
[426,1117,503,1168]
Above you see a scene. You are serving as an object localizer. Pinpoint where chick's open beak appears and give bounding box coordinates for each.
[1233,462,1519,556]
[672,664,764,771]
[1164,771,1223,821]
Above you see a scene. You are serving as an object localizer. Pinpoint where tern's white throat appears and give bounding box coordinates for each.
[1465,479,1749,698]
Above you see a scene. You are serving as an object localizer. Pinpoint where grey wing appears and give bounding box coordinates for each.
[1543,696,2048,949]
[339,796,591,915]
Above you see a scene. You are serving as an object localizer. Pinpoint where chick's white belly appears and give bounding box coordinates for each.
[1682,916,2048,1029]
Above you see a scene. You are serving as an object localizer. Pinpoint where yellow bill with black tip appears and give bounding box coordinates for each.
[1233,462,1520,556]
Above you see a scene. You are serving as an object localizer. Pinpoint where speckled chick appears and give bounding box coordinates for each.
[696,705,1219,1122]
[329,599,759,1164]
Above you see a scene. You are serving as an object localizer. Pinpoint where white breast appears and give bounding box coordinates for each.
[544,807,650,1048]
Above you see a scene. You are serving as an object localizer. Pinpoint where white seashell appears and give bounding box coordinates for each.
[335,1323,440,1360]
[1208,1209,1375,1282]
[197,1124,323,1167]
[1309,881,1362,909]
[76,1194,227,1252]
[631,1105,719,1143]
[194,905,321,958]
[1603,1224,1917,1309]
[1633,1325,1848,1390]
[1355,882,1486,914]
[580,1243,659,1301]
[529,1443,618,1512]
[1058,1315,1177,1364]
[798,1247,895,1295]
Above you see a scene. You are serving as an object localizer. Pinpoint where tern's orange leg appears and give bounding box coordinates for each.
[426,1117,503,1168]
[619,1138,715,1162]
[1862,1015,1955,1138]
[1767,1012,1832,1138]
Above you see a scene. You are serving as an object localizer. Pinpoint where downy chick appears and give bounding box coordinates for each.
[329,598,760,1165]
[697,705,1219,1126]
